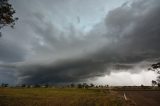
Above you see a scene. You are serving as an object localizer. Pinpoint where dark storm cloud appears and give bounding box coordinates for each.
[104,0,160,63]
[0,36,26,63]
[0,67,17,84]
[16,58,107,84]
[1,0,160,84]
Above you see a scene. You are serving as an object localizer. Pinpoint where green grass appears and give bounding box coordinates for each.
[0,88,126,106]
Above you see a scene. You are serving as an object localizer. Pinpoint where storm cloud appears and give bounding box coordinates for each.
[0,0,160,84]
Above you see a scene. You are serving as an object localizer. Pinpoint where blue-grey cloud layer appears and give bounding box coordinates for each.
[0,0,160,84]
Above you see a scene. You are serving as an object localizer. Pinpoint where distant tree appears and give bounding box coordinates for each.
[152,80,157,87]
[106,85,109,88]
[77,83,82,88]
[1,83,8,87]
[70,83,75,88]
[90,83,94,87]
[0,0,18,36]
[82,83,89,89]
[149,62,160,87]
[21,84,26,87]
[95,86,98,88]
[141,84,144,88]
[34,84,40,88]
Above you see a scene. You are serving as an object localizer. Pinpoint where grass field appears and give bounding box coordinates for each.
[0,88,126,106]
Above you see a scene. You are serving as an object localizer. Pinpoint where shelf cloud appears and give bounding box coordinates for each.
[0,0,160,84]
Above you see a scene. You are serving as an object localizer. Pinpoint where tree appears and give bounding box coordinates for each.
[70,83,75,88]
[149,62,160,87]
[34,84,40,88]
[90,83,94,87]
[21,84,26,87]
[77,83,82,88]
[82,83,89,89]
[0,0,18,36]
[152,80,157,87]
[1,83,8,87]
[141,84,144,88]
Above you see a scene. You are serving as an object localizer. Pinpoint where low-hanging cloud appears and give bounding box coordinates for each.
[0,0,160,84]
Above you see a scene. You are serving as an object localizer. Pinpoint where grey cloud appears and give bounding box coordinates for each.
[1,0,160,84]
[0,67,17,85]
[103,0,160,62]
[16,0,160,84]
[16,58,107,84]
[0,37,26,63]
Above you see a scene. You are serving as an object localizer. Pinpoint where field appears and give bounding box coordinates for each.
[0,88,126,106]
[1,88,160,106]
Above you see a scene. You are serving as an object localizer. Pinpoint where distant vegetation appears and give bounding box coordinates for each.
[0,83,110,89]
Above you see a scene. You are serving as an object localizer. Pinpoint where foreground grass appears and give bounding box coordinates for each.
[0,88,126,106]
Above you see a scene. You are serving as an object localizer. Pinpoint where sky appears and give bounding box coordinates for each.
[0,0,160,85]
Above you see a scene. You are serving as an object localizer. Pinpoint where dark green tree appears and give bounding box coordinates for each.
[90,83,94,87]
[82,83,89,89]
[77,83,82,88]
[149,62,160,87]
[70,83,75,88]
[0,0,18,36]
[1,83,8,87]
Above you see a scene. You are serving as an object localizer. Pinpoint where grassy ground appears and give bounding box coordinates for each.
[0,88,126,106]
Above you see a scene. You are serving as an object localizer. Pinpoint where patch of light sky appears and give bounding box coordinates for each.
[43,0,131,33]
[88,70,157,86]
